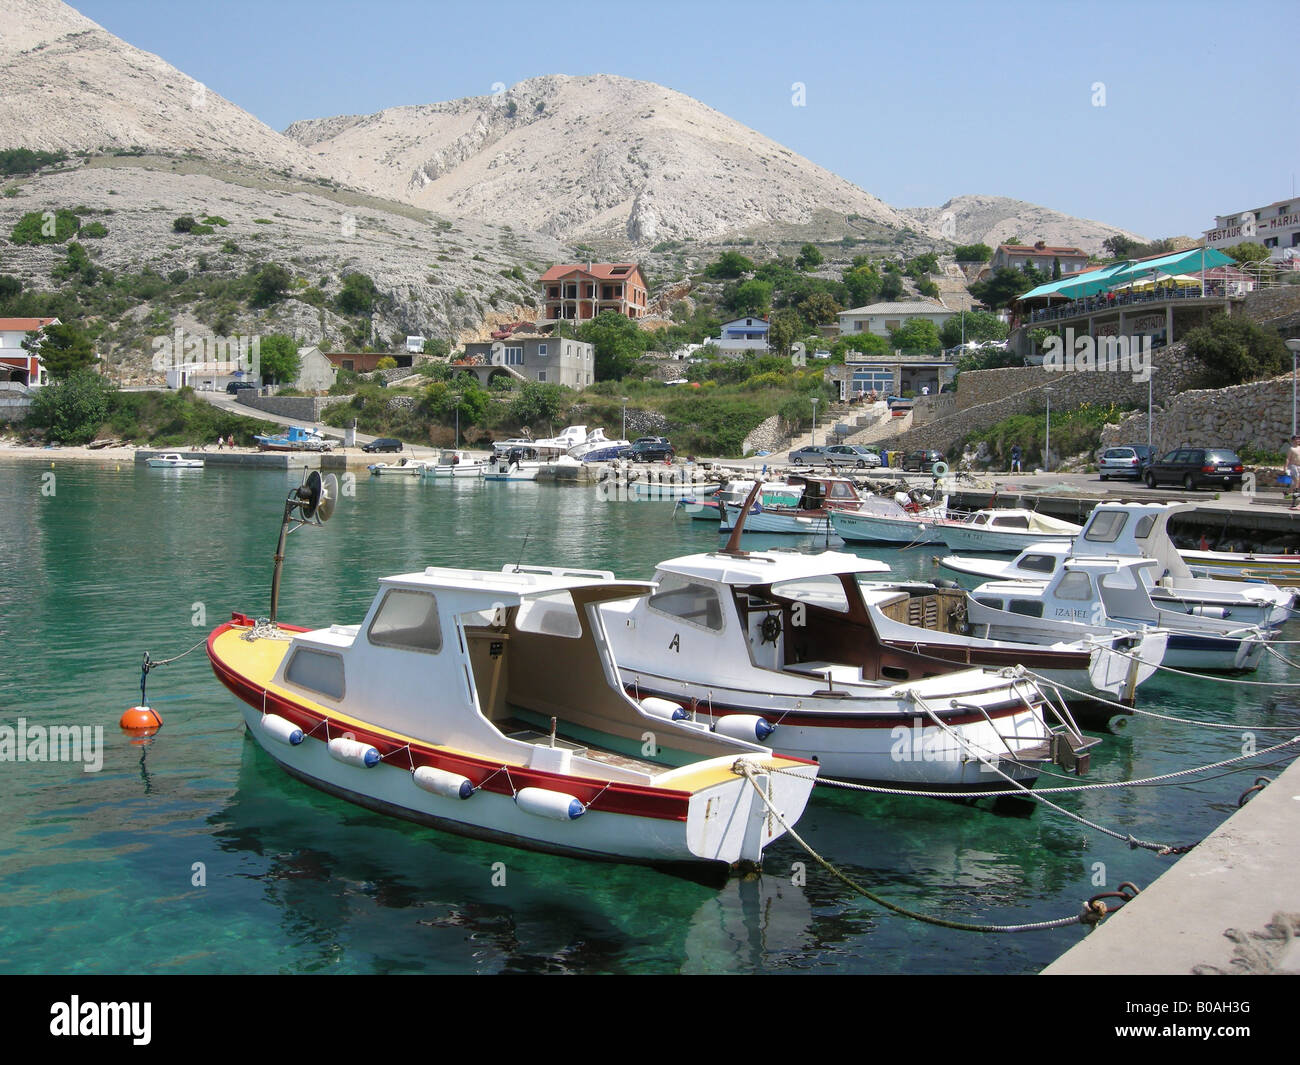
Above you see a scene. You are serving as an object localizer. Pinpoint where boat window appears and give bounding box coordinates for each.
[648,580,724,631]
[514,591,583,639]
[1056,571,1094,601]
[1134,515,1156,539]
[1020,554,1056,573]
[1009,600,1044,618]
[367,588,443,653]
[771,575,851,613]
[285,648,345,700]
[993,514,1030,529]
[828,482,855,500]
[973,597,1003,610]
[1083,512,1127,543]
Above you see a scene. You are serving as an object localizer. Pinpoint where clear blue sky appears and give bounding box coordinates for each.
[73,0,1300,241]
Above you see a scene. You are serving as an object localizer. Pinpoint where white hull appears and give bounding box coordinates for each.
[938,526,1077,553]
[483,464,540,481]
[830,508,945,544]
[720,502,830,535]
[425,463,487,478]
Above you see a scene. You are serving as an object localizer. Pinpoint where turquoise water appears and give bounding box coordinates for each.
[1,460,1296,974]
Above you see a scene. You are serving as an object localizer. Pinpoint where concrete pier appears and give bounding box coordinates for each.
[1043,754,1300,974]
[136,449,376,471]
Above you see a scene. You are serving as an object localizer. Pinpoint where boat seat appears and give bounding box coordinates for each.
[784,660,861,684]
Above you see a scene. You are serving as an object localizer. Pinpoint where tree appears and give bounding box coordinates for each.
[509,381,567,428]
[424,380,489,427]
[337,272,378,314]
[1051,257,1062,280]
[577,310,649,380]
[257,333,300,384]
[889,318,942,355]
[796,243,823,271]
[796,291,841,326]
[879,273,904,301]
[843,263,882,307]
[28,369,113,443]
[703,251,755,280]
[767,308,802,356]
[422,337,450,358]
[953,243,992,262]
[1102,235,1141,259]
[724,278,773,316]
[832,333,890,359]
[1183,315,1287,388]
[26,321,95,379]
[1226,242,1271,265]
[969,265,1042,310]
[251,262,291,307]
[374,356,398,371]
[939,309,1009,348]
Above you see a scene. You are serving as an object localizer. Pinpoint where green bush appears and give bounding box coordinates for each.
[11,208,79,245]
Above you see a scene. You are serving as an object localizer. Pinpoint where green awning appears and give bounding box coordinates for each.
[1018,248,1235,304]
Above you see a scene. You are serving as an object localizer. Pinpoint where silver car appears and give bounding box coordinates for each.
[1099,445,1155,481]
[823,444,883,469]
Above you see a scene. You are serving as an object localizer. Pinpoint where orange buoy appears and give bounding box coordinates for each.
[120,705,163,732]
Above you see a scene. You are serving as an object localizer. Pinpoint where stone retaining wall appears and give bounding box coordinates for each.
[236,393,347,421]
[0,396,32,423]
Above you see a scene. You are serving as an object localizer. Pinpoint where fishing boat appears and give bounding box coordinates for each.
[422,449,487,478]
[205,472,818,878]
[254,425,333,452]
[678,479,801,522]
[965,556,1268,672]
[601,546,1096,787]
[599,466,723,501]
[1179,548,1300,587]
[367,456,426,477]
[936,508,1081,553]
[146,453,204,469]
[829,490,951,544]
[942,502,1295,630]
[718,475,863,535]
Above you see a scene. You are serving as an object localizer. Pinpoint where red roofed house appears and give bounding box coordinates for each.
[0,317,59,387]
[538,263,648,321]
[991,242,1090,275]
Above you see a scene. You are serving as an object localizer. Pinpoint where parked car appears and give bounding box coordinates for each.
[823,444,883,469]
[1098,444,1156,481]
[788,445,830,466]
[901,449,945,472]
[362,437,404,454]
[1143,447,1245,491]
[626,438,675,461]
[225,381,257,394]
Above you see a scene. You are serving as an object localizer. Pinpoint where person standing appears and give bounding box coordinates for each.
[1287,436,1300,509]
[1010,443,1022,473]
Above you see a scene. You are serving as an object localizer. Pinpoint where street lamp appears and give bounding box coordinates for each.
[1043,388,1052,473]
[1147,360,1154,449]
[810,396,820,447]
[1287,340,1300,439]
[621,396,629,441]
[450,392,461,449]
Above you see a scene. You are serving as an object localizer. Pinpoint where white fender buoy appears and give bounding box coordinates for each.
[640,696,687,722]
[713,714,775,742]
[413,765,474,800]
[328,737,380,768]
[516,787,585,821]
[261,713,304,746]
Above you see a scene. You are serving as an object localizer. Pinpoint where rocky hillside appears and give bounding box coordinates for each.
[1,0,328,179]
[901,194,1144,256]
[285,74,916,247]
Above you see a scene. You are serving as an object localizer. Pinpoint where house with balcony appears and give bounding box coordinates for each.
[712,316,770,356]
[461,336,594,389]
[0,317,59,387]
[990,242,1090,275]
[837,301,955,339]
[539,264,648,321]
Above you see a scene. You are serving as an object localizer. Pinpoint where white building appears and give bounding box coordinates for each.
[1204,198,1300,263]
[837,301,955,338]
[712,317,770,357]
[0,317,58,386]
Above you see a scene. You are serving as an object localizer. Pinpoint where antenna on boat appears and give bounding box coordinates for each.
[512,528,532,573]
[721,479,764,556]
[270,469,339,624]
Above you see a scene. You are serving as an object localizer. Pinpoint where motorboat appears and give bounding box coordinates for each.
[254,425,332,452]
[484,447,544,481]
[422,449,487,478]
[829,490,950,544]
[936,508,1081,553]
[367,456,426,477]
[206,473,817,878]
[678,479,802,522]
[719,475,864,535]
[965,556,1268,673]
[146,453,204,469]
[602,547,1096,787]
[599,466,723,501]
[1179,548,1300,588]
[941,502,1295,630]
[570,427,632,460]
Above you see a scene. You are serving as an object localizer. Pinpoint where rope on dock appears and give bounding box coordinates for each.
[1017,667,1300,732]
[734,762,1093,934]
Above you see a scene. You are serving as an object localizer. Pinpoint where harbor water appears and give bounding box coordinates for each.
[1,460,1296,974]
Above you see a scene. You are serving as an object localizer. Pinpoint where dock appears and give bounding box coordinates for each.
[1043,754,1300,974]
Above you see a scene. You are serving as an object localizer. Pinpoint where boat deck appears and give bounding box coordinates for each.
[498,717,667,775]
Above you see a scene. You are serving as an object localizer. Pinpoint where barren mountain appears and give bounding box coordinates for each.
[285,74,915,247]
[0,0,326,179]
[901,194,1144,255]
